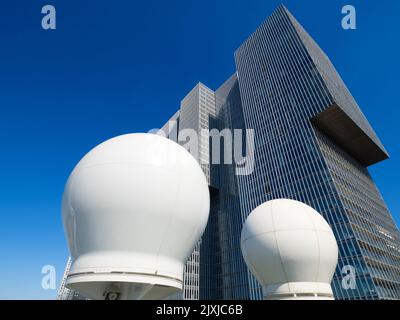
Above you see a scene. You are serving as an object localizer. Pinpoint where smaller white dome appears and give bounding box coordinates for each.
[241,199,338,300]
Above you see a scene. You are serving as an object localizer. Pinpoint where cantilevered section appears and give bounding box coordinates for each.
[282,5,389,166]
[312,104,389,167]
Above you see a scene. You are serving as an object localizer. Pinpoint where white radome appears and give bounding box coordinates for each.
[62,133,210,300]
[241,199,338,300]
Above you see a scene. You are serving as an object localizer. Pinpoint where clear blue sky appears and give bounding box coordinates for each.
[0,0,399,299]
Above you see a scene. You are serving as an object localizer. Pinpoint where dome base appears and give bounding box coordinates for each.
[263,282,334,300]
[66,272,182,300]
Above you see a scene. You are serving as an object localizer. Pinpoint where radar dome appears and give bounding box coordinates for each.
[241,199,338,300]
[62,133,210,300]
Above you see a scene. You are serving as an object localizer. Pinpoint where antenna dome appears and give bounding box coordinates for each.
[241,199,338,300]
[62,133,210,299]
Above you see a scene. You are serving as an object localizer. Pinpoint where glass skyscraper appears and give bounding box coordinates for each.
[162,5,400,300]
[59,4,400,300]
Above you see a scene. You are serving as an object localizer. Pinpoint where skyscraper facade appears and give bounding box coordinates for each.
[233,5,400,300]
[162,5,400,300]
[162,83,217,300]
[58,5,400,300]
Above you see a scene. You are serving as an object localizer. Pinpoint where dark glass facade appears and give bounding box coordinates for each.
[233,5,400,299]
[165,5,400,300]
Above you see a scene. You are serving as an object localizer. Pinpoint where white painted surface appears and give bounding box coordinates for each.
[62,133,210,300]
[241,199,338,300]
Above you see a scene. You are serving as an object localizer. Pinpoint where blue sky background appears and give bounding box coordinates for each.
[0,0,399,299]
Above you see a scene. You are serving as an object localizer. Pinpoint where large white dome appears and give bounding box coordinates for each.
[241,199,338,300]
[62,133,210,300]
